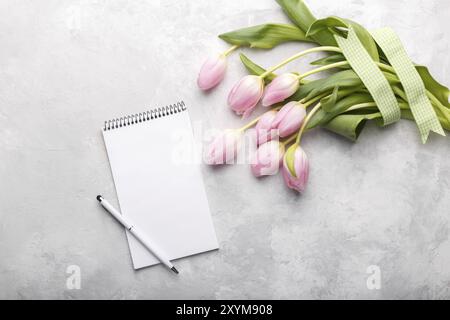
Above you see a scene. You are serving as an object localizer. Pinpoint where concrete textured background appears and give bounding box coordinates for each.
[1,0,449,299]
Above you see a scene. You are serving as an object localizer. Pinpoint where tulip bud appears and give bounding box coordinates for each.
[251,140,285,177]
[205,130,241,165]
[255,110,278,145]
[228,75,264,118]
[197,54,227,91]
[271,101,306,138]
[261,73,299,107]
[282,144,309,193]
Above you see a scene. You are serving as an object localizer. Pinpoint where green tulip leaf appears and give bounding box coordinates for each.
[306,16,348,37]
[276,0,337,46]
[322,112,382,141]
[415,65,450,108]
[308,93,374,128]
[302,69,362,101]
[289,77,329,101]
[307,16,380,62]
[310,53,346,66]
[239,53,276,82]
[320,86,340,111]
[294,69,399,103]
[219,23,314,49]
[320,86,365,112]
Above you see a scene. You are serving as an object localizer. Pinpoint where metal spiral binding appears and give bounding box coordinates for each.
[103,101,186,131]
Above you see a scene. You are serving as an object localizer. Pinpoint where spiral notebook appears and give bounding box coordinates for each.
[102,101,218,269]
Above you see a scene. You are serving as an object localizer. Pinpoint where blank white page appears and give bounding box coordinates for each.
[102,104,218,269]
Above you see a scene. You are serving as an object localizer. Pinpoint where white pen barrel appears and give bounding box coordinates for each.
[99,197,173,269]
[100,199,132,230]
[128,226,173,268]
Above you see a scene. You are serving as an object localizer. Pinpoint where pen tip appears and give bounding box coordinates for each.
[171,267,179,274]
[96,195,102,202]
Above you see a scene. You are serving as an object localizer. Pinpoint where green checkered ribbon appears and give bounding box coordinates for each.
[335,27,401,125]
[371,28,445,143]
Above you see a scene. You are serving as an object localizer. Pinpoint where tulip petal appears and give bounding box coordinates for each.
[282,146,309,193]
[197,55,227,90]
[272,101,297,128]
[261,73,299,106]
[255,110,279,145]
[205,130,241,165]
[278,106,306,137]
[228,75,264,117]
[251,141,284,176]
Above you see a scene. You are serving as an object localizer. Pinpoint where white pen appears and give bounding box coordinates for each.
[96,195,179,274]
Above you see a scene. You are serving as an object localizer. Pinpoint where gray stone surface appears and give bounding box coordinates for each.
[0,0,449,299]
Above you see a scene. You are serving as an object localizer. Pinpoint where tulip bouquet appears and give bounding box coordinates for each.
[198,0,450,193]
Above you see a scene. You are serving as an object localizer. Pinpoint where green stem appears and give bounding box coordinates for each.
[296,103,322,144]
[302,92,329,107]
[281,134,297,146]
[298,61,349,80]
[346,102,377,111]
[238,117,260,132]
[348,102,413,112]
[259,46,342,78]
[222,45,239,57]
[376,62,396,74]
[392,86,408,101]
[297,60,394,81]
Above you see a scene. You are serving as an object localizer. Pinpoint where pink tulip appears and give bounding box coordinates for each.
[255,110,278,145]
[262,73,299,107]
[197,54,227,91]
[228,75,264,118]
[205,130,241,165]
[271,101,306,138]
[251,140,285,177]
[282,145,309,193]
